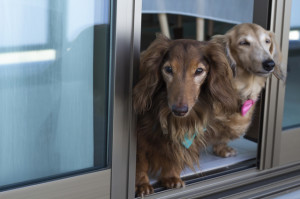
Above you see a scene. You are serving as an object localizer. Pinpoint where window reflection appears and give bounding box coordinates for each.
[0,49,56,65]
[0,0,48,48]
[0,0,110,188]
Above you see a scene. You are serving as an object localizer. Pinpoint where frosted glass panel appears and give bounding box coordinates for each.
[0,0,110,188]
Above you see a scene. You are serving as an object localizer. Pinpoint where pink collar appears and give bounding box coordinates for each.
[241,99,257,116]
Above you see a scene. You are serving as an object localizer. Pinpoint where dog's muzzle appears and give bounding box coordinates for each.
[262,59,275,72]
[172,104,188,117]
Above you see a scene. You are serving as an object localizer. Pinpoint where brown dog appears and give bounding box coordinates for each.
[207,23,285,157]
[133,34,238,196]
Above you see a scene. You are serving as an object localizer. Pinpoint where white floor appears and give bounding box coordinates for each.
[150,137,257,184]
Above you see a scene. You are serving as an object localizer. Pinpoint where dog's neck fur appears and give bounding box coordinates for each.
[234,66,267,102]
[154,90,209,145]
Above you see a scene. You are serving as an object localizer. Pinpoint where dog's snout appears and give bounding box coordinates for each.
[262,60,275,71]
[171,104,188,117]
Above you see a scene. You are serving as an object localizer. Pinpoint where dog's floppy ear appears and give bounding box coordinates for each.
[204,42,239,113]
[133,33,170,114]
[269,31,286,82]
[211,35,237,77]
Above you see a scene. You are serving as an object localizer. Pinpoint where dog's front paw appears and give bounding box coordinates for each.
[213,144,237,157]
[136,183,154,197]
[160,177,185,189]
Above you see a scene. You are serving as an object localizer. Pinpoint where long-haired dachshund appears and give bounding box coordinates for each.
[207,23,285,157]
[133,34,238,196]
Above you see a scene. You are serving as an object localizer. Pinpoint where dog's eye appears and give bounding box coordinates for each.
[195,68,203,75]
[266,39,271,44]
[164,66,173,74]
[239,41,250,46]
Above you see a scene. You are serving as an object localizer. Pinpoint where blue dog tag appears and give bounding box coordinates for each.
[182,128,207,149]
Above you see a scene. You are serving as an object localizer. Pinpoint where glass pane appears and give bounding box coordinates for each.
[282,0,300,129]
[0,0,110,188]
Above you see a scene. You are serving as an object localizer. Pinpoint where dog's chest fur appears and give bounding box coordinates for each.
[136,101,207,173]
[235,67,267,101]
[208,66,268,142]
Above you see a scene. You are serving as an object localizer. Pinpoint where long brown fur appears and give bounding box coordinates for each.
[133,34,238,196]
[207,23,286,157]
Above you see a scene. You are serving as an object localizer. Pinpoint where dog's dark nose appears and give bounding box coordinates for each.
[262,60,275,71]
[172,104,188,116]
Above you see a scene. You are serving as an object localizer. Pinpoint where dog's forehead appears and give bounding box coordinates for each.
[165,43,207,71]
[233,24,269,41]
[170,41,202,53]
[167,41,205,61]
[258,29,270,40]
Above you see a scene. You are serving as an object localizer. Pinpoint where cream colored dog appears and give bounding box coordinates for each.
[207,23,285,157]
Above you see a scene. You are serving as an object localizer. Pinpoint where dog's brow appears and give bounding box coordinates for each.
[199,57,207,66]
[239,35,254,42]
[162,51,170,63]
[259,32,269,41]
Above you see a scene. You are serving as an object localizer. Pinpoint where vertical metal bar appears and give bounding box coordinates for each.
[127,0,142,198]
[268,0,284,168]
[272,0,292,166]
[110,0,141,198]
[259,0,292,169]
[252,0,272,170]
[259,0,280,170]
[110,0,134,198]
